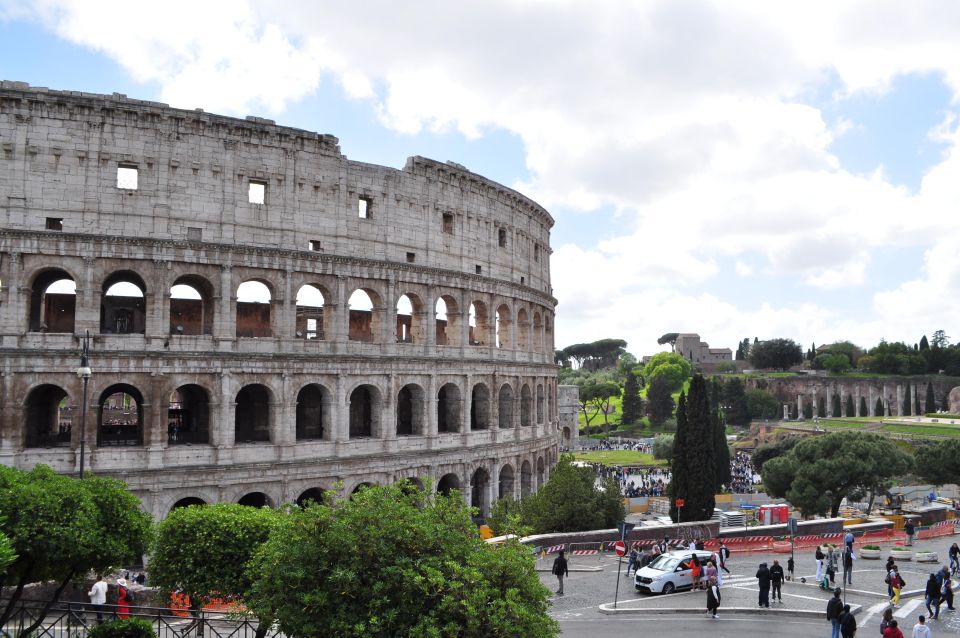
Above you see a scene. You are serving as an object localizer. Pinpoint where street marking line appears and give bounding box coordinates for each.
[858,601,890,627]
[894,599,923,619]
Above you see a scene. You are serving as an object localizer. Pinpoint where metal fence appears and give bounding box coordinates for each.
[0,599,279,638]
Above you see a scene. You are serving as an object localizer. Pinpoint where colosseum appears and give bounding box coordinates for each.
[0,81,563,519]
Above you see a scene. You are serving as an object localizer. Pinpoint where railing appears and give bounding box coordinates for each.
[0,599,279,638]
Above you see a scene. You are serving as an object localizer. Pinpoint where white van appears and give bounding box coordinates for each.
[634,549,715,594]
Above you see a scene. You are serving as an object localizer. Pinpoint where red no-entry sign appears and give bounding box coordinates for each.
[675,499,685,508]
[613,540,626,556]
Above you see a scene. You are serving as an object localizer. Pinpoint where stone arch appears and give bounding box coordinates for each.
[516,308,530,351]
[296,487,328,507]
[28,268,76,333]
[395,292,425,344]
[168,384,210,445]
[349,384,383,438]
[296,383,332,441]
[170,274,215,335]
[351,482,375,497]
[562,426,573,447]
[536,384,545,424]
[468,300,490,346]
[471,467,491,518]
[536,456,546,488]
[495,304,511,349]
[437,473,461,496]
[520,384,532,427]
[544,313,554,352]
[235,384,272,443]
[348,288,382,342]
[236,280,273,338]
[238,492,273,508]
[101,270,147,335]
[471,383,490,430]
[435,295,460,346]
[498,383,514,429]
[532,311,543,353]
[97,383,144,446]
[24,383,72,447]
[170,497,207,513]
[437,382,462,433]
[295,284,327,340]
[498,464,515,500]
[396,383,425,436]
[521,460,533,497]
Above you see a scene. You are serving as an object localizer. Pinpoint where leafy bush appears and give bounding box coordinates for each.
[927,413,960,419]
[862,545,881,550]
[88,619,157,638]
[891,546,911,551]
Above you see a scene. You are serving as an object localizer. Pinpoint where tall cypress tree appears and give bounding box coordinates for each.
[818,397,826,418]
[845,394,855,417]
[943,394,951,413]
[803,402,813,419]
[925,382,936,415]
[920,335,930,351]
[832,394,841,417]
[711,379,731,492]
[903,382,912,416]
[669,375,715,523]
[620,372,642,424]
[875,397,885,417]
[859,396,868,417]
[669,392,688,522]
[914,386,921,415]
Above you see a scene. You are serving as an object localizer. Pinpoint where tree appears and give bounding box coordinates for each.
[554,350,570,367]
[0,466,152,632]
[711,380,731,492]
[150,503,279,633]
[875,397,885,417]
[831,394,841,418]
[720,377,749,426]
[746,388,780,419]
[584,381,620,431]
[646,375,675,427]
[751,436,801,473]
[761,432,914,517]
[246,483,558,638]
[803,402,813,419]
[620,371,642,425]
[748,338,803,370]
[657,333,680,351]
[915,440,960,486]
[652,434,675,463]
[642,352,692,392]
[844,394,854,417]
[919,335,930,351]
[815,353,852,374]
[859,396,868,417]
[669,375,715,522]
[932,330,951,349]
[903,382,912,416]
[817,397,826,418]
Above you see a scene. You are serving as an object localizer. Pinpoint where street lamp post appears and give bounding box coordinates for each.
[76,330,92,479]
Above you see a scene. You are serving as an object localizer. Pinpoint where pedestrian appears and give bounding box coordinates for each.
[756,562,771,608]
[941,565,955,610]
[656,536,669,554]
[911,615,932,638]
[691,555,703,591]
[770,559,784,603]
[552,550,569,596]
[626,547,639,577]
[827,547,839,586]
[840,603,858,638]
[826,588,843,638]
[705,576,721,619]
[950,543,960,576]
[816,546,825,584]
[718,540,731,574]
[787,555,795,581]
[925,573,942,620]
[88,574,107,624]
[843,545,855,585]
[845,530,855,550]
[887,556,897,598]
[705,559,718,588]
[880,607,895,635]
[688,538,697,551]
[116,578,131,620]
[905,520,916,546]
[890,566,905,606]
[881,619,903,638]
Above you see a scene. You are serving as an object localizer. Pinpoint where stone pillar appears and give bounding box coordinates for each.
[276,373,295,445]
[146,260,169,340]
[426,374,438,442]
[895,384,903,417]
[423,290,436,348]
[214,265,234,341]
[277,269,294,339]
[76,256,99,336]
[0,252,23,344]
[216,373,236,449]
[334,373,347,446]
[384,373,397,441]
[381,279,396,346]
[462,373,473,441]
[796,394,802,418]
[145,374,166,448]
[335,276,348,345]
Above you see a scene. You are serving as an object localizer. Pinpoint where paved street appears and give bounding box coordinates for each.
[539,533,960,634]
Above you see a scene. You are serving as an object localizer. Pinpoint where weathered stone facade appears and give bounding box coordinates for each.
[0,82,560,519]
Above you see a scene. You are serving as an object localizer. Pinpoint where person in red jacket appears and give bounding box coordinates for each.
[116,578,131,620]
[881,618,904,638]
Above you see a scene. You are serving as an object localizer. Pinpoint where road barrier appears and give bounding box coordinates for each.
[918,520,956,540]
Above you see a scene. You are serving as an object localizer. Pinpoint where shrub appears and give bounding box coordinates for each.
[891,546,911,551]
[862,544,881,550]
[88,619,157,638]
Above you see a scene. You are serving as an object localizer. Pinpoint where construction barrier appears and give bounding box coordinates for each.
[918,520,956,540]
[723,535,774,552]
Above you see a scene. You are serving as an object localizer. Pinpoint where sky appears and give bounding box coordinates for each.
[3,1,960,359]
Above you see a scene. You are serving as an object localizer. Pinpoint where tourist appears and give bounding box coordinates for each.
[88,574,107,624]
[787,555,795,581]
[690,555,703,591]
[890,565,904,606]
[880,607,895,635]
[950,543,960,576]
[706,576,721,619]
[552,550,569,596]
[912,615,932,638]
[905,520,916,546]
[816,546,825,584]
[881,619,903,638]
[939,565,955,610]
[839,603,858,638]
[770,559,784,603]
[826,588,843,638]
[718,541,731,574]
[925,573,941,620]
[116,578,131,620]
[755,562,771,608]
[704,559,718,588]
[625,547,639,577]
[843,545,855,585]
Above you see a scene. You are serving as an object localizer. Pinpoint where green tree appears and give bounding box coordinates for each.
[0,466,152,631]
[746,388,780,419]
[150,503,279,632]
[720,377,749,425]
[925,383,936,414]
[859,396,868,417]
[831,394,841,417]
[748,338,803,370]
[815,353,852,374]
[669,375,715,522]
[657,333,680,350]
[751,436,801,473]
[620,371,642,425]
[817,397,826,418]
[711,381,731,492]
[903,382,912,416]
[875,397,885,417]
[915,440,960,486]
[247,483,558,638]
[0,527,15,577]
[932,330,951,349]
[652,434,675,463]
[646,375,675,427]
[844,394,855,417]
[919,335,930,351]
[761,432,914,517]
[518,457,624,533]
[584,381,620,431]
[643,352,693,392]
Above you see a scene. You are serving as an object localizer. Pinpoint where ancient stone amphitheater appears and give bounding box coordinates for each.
[0,82,562,519]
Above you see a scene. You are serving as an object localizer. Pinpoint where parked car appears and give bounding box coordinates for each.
[634,549,715,594]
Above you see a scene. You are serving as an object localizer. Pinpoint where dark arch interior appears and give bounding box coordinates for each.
[296,488,327,507]
[471,384,489,430]
[171,497,206,510]
[437,384,460,433]
[498,385,514,429]
[25,384,70,448]
[101,271,147,335]
[437,474,460,497]
[349,386,374,437]
[170,275,214,335]
[235,385,270,443]
[98,384,144,446]
[296,385,326,440]
[29,269,75,333]
[169,384,210,444]
[238,492,270,508]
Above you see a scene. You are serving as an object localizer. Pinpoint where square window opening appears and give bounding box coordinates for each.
[358,196,373,219]
[249,180,266,204]
[442,212,454,234]
[186,227,202,241]
[520,276,525,285]
[475,265,482,274]
[46,217,63,231]
[534,244,540,262]
[406,252,416,263]
[498,228,507,247]
[117,165,138,189]
[309,240,322,252]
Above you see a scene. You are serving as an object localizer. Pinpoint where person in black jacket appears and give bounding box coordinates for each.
[839,603,857,638]
[770,560,785,603]
[552,550,569,596]
[826,588,843,638]
[925,572,942,619]
[755,562,771,608]
[705,576,721,619]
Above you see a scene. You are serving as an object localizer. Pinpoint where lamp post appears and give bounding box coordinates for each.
[76,330,92,479]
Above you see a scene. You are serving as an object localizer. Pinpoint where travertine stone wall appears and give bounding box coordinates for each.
[0,82,560,519]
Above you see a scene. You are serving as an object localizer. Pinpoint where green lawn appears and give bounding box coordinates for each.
[571,450,666,467]
[880,424,960,437]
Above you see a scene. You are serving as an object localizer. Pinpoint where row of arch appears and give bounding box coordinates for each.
[25,268,554,351]
[21,378,556,449]
[166,458,550,519]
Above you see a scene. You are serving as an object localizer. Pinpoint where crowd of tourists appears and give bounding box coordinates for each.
[729,451,762,494]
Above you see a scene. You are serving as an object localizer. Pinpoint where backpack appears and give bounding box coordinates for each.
[815,548,824,560]
[123,587,136,604]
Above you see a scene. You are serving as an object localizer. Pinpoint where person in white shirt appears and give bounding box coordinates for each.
[913,614,932,638]
[88,574,108,623]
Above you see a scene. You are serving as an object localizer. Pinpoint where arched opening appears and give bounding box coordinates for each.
[296,384,329,440]
[498,465,515,500]
[495,304,511,349]
[170,275,214,335]
[536,384,545,423]
[171,497,206,512]
[562,426,572,447]
[545,314,554,352]
[97,384,144,446]
[348,289,380,342]
[437,383,461,433]
[536,456,546,488]
[296,488,327,507]
[101,272,146,334]
[520,384,532,427]
[351,482,374,498]
[168,384,210,444]
[24,384,71,447]
[238,492,271,508]
[236,280,272,337]
[235,384,271,443]
[521,460,533,497]
[471,468,491,518]
[471,383,490,430]
[295,284,325,340]
[516,308,530,351]
[395,294,423,343]
[468,301,489,346]
[548,383,554,422]
[397,477,425,493]
[396,384,424,436]
[498,384,514,429]
[29,270,76,333]
[532,312,543,353]
[435,296,460,346]
[437,473,461,497]
[349,385,379,438]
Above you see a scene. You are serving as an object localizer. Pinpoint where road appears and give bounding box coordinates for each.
[559,615,828,637]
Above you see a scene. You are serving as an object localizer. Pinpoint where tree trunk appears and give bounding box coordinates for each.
[0,564,33,628]
[865,489,876,516]
[19,570,76,637]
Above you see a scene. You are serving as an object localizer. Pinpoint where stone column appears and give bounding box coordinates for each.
[895,385,903,416]
[76,256,99,336]
[276,269,294,339]
[426,374,438,444]
[384,373,397,442]
[216,372,236,449]
[0,252,23,344]
[422,290,436,348]
[796,394,802,418]
[381,279,396,346]
[334,373,347,447]
[276,373,295,445]
[214,265,234,342]
[335,276,348,345]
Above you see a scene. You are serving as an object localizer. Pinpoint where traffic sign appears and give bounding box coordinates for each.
[675,498,685,508]
[613,540,626,556]
[787,517,799,534]
[617,521,635,538]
